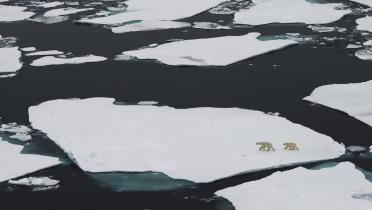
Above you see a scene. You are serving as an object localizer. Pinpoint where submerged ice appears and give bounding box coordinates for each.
[29,98,344,183]
[120,32,297,66]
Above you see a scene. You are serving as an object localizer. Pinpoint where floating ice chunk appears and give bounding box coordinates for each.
[29,97,345,183]
[346,44,363,48]
[29,15,68,24]
[0,5,35,22]
[137,101,158,105]
[0,73,16,78]
[192,22,231,30]
[111,21,190,33]
[26,50,64,56]
[0,122,32,141]
[9,177,59,186]
[349,0,372,7]
[355,48,372,60]
[36,1,64,8]
[234,0,351,25]
[78,0,227,25]
[305,80,372,127]
[356,16,372,32]
[364,40,372,45]
[217,162,372,210]
[30,55,107,66]
[0,140,61,183]
[0,47,22,74]
[21,47,37,52]
[120,32,297,66]
[308,25,336,33]
[44,7,93,17]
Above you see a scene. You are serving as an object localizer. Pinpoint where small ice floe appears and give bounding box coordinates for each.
[8,177,59,186]
[355,48,372,60]
[0,139,61,183]
[29,97,345,183]
[111,20,190,34]
[137,101,158,105]
[308,25,346,33]
[346,44,363,49]
[44,7,94,17]
[26,50,64,56]
[36,1,64,8]
[77,0,227,25]
[364,40,372,45]
[0,5,35,22]
[29,15,68,24]
[192,22,231,30]
[216,162,372,210]
[30,54,107,66]
[304,80,372,127]
[356,16,372,33]
[119,32,297,66]
[20,47,37,52]
[234,0,351,25]
[0,35,22,76]
[0,122,32,141]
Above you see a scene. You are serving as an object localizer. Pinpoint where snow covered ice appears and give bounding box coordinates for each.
[111,21,190,34]
[9,177,59,186]
[349,0,372,7]
[234,0,351,26]
[29,97,345,183]
[217,162,372,210]
[0,5,35,22]
[43,8,94,17]
[305,80,372,127]
[356,16,372,33]
[0,138,61,183]
[26,50,64,56]
[0,47,22,74]
[120,32,297,66]
[30,55,107,66]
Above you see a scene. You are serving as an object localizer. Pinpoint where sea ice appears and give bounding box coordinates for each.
[29,97,345,183]
[364,40,372,45]
[44,7,93,17]
[111,21,190,33]
[78,0,227,25]
[20,47,37,52]
[36,1,64,8]
[304,80,372,127]
[192,22,231,30]
[119,32,297,66]
[8,177,59,186]
[26,50,64,56]
[355,48,372,60]
[0,47,22,74]
[217,162,372,210]
[356,16,372,32]
[0,122,32,141]
[234,0,351,25]
[0,5,35,22]
[350,0,372,7]
[30,55,107,66]
[0,139,61,183]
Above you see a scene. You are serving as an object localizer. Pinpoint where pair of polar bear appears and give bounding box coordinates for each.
[256,142,299,151]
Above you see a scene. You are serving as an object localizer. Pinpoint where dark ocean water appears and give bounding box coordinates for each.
[1,0,372,209]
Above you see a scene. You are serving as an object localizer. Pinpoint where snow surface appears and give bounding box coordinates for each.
[356,16,372,32]
[26,50,64,56]
[0,47,22,74]
[304,80,372,127]
[120,32,297,66]
[29,97,345,183]
[350,0,372,7]
[217,162,372,210]
[0,140,61,183]
[78,0,226,25]
[234,0,351,25]
[0,5,35,22]
[36,2,64,8]
[44,8,93,17]
[111,21,190,33]
[30,55,107,66]
[9,177,59,186]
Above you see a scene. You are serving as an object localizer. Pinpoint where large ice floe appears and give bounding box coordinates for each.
[356,16,372,33]
[78,0,226,25]
[119,33,297,66]
[234,0,351,25]
[30,55,107,66]
[304,80,372,127]
[217,162,372,210]
[0,5,35,22]
[0,138,61,183]
[29,98,345,183]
